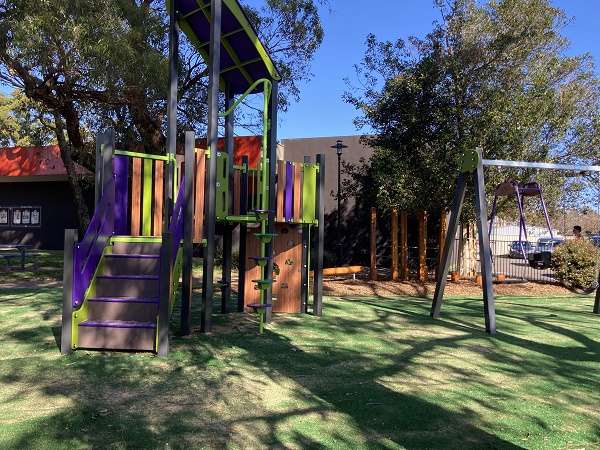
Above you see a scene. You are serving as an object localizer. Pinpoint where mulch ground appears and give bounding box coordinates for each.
[3,273,579,298]
[317,273,577,298]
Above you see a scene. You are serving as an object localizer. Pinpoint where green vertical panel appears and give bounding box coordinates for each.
[256,164,264,212]
[216,152,229,219]
[260,160,269,212]
[143,159,153,235]
[249,168,260,211]
[302,163,318,224]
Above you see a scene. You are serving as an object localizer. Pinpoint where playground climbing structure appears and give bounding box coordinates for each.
[61,0,326,355]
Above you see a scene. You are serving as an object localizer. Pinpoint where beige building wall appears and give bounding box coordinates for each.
[280,135,374,216]
[280,136,375,265]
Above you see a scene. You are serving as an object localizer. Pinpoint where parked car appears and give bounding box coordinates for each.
[535,237,565,253]
[508,241,534,258]
[590,235,600,248]
[528,237,565,269]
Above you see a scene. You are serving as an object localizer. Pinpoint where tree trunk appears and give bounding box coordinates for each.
[53,112,90,232]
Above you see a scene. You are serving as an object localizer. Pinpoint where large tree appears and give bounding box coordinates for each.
[344,0,600,220]
[0,90,54,147]
[0,0,327,230]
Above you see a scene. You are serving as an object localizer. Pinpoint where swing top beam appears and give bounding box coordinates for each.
[483,159,600,173]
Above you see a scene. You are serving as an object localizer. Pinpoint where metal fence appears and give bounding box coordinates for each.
[445,238,556,283]
[381,238,558,283]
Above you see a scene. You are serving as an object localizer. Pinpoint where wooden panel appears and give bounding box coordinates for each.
[153,160,164,236]
[131,158,142,236]
[243,223,303,313]
[418,211,428,282]
[370,207,377,280]
[437,211,447,280]
[276,160,285,222]
[310,266,362,277]
[194,150,206,243]
[272,223,302,313]
[390,209,398,280]
[292,163,301,222]
[400,211,409,280]
[243,228,262,305]
[142,159,153,236]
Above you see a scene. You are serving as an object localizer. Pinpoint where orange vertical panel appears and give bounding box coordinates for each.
[370,207,377,280]
[390,209,398,280]
[400,211,409,281]
[437,211,447,280]
[153,160,164,236]
[276,160,286,222]
[418,211,428,282]
[194,150,206,243]
[292,163,301,222]
[131,157,142,236]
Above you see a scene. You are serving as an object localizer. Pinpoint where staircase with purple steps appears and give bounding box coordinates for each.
[76,239,162,352]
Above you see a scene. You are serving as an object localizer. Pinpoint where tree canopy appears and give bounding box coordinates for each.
[0,0,327,150]
[0,0,328,229]
[344,0,600,219]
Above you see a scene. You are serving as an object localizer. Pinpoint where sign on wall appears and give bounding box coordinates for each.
[0,206,42,228]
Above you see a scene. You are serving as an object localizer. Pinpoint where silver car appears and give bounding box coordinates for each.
[536,237,565,253]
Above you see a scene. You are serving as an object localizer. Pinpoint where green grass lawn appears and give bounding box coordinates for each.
[0,284,599,449]
[0,251,63,284]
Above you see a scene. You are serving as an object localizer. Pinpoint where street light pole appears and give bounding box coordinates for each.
[331,139,348,267]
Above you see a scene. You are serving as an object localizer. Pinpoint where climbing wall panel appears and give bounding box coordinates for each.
[243,222,303,313]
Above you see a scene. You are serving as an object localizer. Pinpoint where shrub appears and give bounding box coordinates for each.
[551,239,600,289]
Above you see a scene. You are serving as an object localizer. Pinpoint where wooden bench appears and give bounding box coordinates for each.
[0,253,22,272]
[310,266,364,280]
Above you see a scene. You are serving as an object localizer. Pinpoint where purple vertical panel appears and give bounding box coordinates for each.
[285,162,293,221]
[114,155,129,235]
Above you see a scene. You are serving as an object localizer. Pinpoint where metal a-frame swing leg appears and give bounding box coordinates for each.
[431,172,468,318]
[473,150,496,334]
[431,148,496,334]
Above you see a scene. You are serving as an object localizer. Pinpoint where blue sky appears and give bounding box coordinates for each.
[274,0,600,140]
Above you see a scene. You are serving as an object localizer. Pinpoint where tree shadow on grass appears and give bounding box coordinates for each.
[2,289,599,448]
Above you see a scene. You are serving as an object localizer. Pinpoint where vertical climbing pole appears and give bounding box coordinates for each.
[200,0,221,333]
[251,79,275,332]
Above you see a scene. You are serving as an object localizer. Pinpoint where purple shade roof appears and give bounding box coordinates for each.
[173,0,280,94]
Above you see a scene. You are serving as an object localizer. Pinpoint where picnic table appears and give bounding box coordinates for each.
[0,244,33,271]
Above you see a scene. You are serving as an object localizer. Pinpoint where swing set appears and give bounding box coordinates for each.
[489,179,554,264]
[432,149,600,334]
